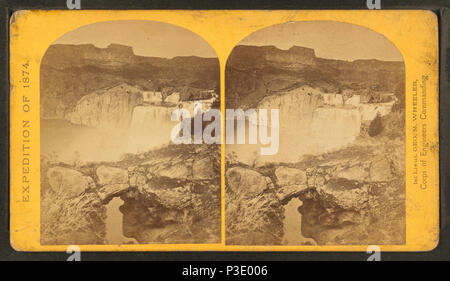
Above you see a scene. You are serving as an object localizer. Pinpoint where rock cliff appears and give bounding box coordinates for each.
[66,83,143,131]
[225,45,404,109]
[227,45,316,70]
[40,44,219,119]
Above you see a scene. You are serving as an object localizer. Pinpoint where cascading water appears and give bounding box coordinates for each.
[226,88,363,165]
[309,107,361,153]
[42,99,206,164]
[126,105,176,153]
[125,101,205,154]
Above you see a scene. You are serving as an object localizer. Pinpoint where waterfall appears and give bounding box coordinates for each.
[126,101,203,154]
[44,97,207,163]
[227,88,363,165]
[126,105,176,153]
[269,105,360,163]
[309,107,361,153]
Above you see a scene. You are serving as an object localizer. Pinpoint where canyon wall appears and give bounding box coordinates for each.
[40,44,219,119]
[224,42,405,245]
[225,45,404,109]
[66,83,143,131]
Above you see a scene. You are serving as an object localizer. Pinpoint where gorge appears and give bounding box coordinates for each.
[40,41,405,246]
[225,44,405,245]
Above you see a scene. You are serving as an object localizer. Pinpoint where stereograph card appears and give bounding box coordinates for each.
[9,10,439,251]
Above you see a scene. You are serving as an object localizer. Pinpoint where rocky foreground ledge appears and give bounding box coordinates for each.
[40,136,404,246]
[40,144,221,245]
[225,139,405,245]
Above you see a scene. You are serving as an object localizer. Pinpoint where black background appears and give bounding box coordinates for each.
[0,0,449,263]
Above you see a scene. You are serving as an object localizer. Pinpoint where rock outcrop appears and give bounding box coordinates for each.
[98,184,130,203]
[96,165,129,185]
[360,102,396,121]
[40,44,219,119]
[227,45,316,71]
[120,145,221,243]
[226,142,405,245]
[226,44,404,110]
[42,44,136,69]
[369,155,394,182]
[40,144,221,245]
[275,166,307,186]
[192,156,217,180]
[66,83,143,131]
[274,167,308,203]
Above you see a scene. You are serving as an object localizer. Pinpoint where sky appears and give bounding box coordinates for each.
[53,20,218,58]
[53,20,403,62]
[239,21,403,62]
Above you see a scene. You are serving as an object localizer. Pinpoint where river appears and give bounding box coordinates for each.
[105,197,126,244]
[282,198,316,245]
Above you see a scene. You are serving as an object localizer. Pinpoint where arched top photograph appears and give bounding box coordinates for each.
[224,20,406,246]
[39,20,221,246]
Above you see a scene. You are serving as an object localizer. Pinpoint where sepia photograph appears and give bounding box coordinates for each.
[39,20,221,245]
[225,21,406,245]
[4,1,445,267]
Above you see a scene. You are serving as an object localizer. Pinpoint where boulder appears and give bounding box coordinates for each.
[151,162,191,180]
[97,184,129,202]
[46,166,93,197]
[316,182,369,211]
[274,167,307,186]
[138,183,195,209]
[226,167,269,198]
[337,165,369,182]
[96,165,128,185]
